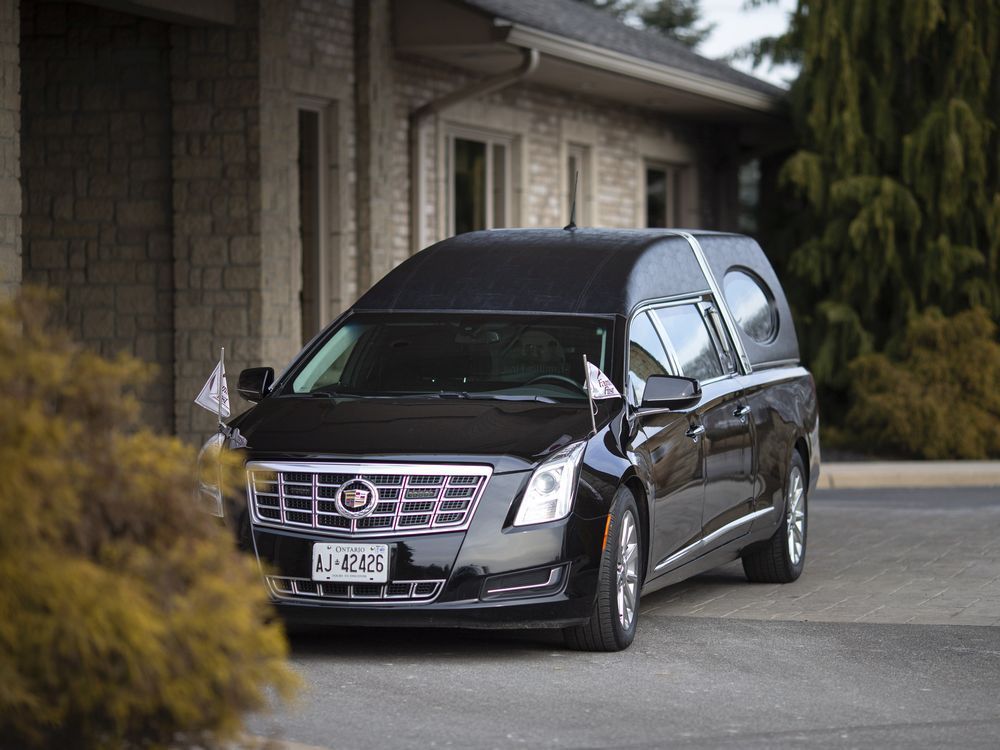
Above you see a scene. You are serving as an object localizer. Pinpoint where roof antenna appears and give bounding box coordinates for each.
[563,170,579,231]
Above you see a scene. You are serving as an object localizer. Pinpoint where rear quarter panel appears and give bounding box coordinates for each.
[740,365,819,524]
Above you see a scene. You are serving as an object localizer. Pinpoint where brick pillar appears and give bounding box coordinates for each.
[170,0,262,443]
[354,0,396,292]
[20,1,175,430]
[0,0,21,298]
[257,0,301,367]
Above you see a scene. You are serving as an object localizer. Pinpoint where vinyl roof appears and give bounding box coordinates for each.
[354,229,711,316]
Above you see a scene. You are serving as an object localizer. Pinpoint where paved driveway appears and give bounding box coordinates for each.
[248,487,1000,749]
[642,487,1000,626]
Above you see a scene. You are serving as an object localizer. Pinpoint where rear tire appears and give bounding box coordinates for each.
[563,487,641,651]
[742,451,807,584]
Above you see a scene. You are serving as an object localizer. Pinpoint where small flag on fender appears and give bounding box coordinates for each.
[585,360,621,400]
[195,349,231,419]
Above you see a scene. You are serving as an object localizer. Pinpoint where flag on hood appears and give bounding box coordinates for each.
[585,360,621,400]
[195,353,230,418]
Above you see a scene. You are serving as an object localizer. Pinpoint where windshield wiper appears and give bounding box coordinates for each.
[476,394,559,404]
[385,390,470,399]
[293,390,561,404]
[421,391,560,404]
[281,389,363,399]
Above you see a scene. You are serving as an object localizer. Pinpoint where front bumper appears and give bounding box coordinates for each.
[272,590,595,630]
[247,467,611,629]
[251,517,606,628]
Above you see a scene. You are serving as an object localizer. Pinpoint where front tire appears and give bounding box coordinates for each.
[742,452,807,583]
[564,487,641,651]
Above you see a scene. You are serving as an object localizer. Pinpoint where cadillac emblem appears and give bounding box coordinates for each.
[334,478,379,519]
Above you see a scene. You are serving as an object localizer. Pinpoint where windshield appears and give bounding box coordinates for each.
[288,313,613,401]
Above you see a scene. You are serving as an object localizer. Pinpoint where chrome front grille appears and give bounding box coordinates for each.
[246,462,492,537]
[265,576,444,603]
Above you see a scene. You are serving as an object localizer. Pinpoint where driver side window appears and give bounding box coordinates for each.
[653,304,725,382]
[627,312,674,405]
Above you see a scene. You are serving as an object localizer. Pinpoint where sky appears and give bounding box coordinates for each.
[696,0,798,88]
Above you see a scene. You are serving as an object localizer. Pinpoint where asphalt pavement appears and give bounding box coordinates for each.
[247,487,1000,750]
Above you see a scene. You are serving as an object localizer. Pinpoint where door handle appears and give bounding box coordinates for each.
[685,424,706,442]
[734,405,751,421]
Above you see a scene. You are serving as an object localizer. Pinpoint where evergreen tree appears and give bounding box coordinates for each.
[763,0,999,407]
[638,0,715,49]
[573,0,716,49]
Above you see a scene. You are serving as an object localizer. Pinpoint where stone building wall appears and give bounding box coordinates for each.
[390,55,716,268]
[258,0,355,370]
[354,0,396,290]
[20,0,175,429]
[169,0,263,441]
[10,0,747,445]
[0,0,20,298]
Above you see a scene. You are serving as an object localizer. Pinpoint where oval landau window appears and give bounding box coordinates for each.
[723,268,777,344]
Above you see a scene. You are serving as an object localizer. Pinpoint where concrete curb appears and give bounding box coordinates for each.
[819,461,1000,489]
[240,735,331,750]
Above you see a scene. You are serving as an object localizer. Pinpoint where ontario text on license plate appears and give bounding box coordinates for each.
[312,542,389,583]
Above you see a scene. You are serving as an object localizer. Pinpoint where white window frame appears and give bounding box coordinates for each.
[296,96,349,338]
[297,98,329,343]
[643,159,686,228]
[445,126,513,236]
[566,142,593,226]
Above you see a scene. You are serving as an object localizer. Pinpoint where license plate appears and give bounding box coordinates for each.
[312,542,389,583]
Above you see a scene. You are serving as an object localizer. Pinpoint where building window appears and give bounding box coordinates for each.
[645,161,684,228]
[737,158,761,233]
[297,100,343,344]
[448,131,510,235]
[567,143,591,225]
[299,107,323,344]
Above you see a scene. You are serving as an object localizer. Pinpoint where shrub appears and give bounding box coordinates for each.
[845,306,1000,459]
[0,291,296,749]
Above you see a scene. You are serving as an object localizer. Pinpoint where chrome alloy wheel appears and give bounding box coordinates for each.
[786,466,806,566]
[616,510,639,630]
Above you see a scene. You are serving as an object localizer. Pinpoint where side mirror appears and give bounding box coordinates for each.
[237,367,274,403]
[640,374,701,410]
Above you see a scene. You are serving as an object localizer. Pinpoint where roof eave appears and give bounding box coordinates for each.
[503,22,781,114]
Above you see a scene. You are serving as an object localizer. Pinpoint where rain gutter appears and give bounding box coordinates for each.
[409,46,540,253]
[505,24,779,113]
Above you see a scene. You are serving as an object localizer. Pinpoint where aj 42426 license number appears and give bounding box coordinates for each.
[312,542,389,583]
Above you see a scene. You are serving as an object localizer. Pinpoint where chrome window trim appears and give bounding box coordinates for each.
[246,461,493,538]
[723,266,779,345]
[653,506,773,572]
[661,231,753,375]
[696,372,736,388]
[702,302,738,375]
[625,295,706,407]
[751,358,800,370]
[646,308,681,375]
[640,299,733,387]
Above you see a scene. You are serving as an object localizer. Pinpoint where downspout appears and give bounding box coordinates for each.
[408,47,540,254]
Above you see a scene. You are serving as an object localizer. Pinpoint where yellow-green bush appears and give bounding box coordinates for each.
[0,291,296,749]
[845,307,1000,459]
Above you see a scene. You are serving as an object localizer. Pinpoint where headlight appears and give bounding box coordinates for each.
[513,442,586,527]
[196,432,227,517]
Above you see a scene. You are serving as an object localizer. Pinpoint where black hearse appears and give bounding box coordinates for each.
[208,229,820,651]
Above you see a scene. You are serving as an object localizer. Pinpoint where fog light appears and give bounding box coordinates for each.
[481,564,567,601]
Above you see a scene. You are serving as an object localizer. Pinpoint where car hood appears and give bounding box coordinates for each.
[231,396,600,463]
